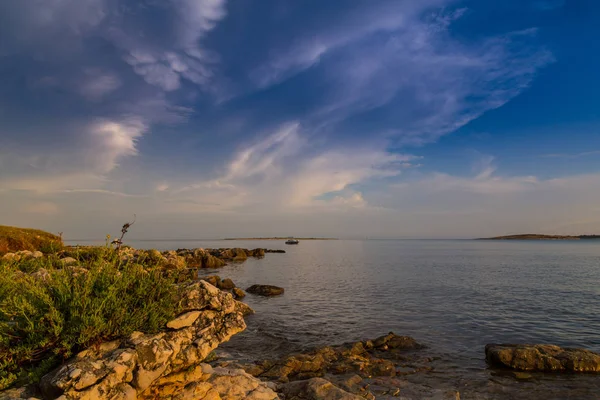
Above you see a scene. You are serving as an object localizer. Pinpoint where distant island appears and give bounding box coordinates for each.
[224,237,338,240]
[478,234,600,240]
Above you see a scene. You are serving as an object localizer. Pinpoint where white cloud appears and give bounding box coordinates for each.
[87,118,146,172]
[176,122,415,211]
[113,0,227,91]
[0,118,147,192]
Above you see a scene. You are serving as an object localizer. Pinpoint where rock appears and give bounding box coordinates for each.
[16,250,33,259]
[513,371,533,380]
[266,249,286,254]
[0,387,39,400]
[247,284,285,297]
[166,311,202,330]
[163,251,187,269]
[31,268,50,281]
[249,248,266,258]
[60,257,78,266]
[340,374,362,391]
[245,333,421,383]
[372,332,422,350]
[201,254,227,268]
[280,378,363,400]
[207,368,279,400]
[485,344,600,372]
[234,301,255,316]
[232,287,246,299]
[2,253,20,261]
[204,275,221,287]
[31,251,44,259]
[219,278,236,290]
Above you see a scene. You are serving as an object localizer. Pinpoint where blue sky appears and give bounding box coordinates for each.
[1,0,599,239]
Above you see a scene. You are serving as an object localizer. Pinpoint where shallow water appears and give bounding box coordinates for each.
[69,238,600,397]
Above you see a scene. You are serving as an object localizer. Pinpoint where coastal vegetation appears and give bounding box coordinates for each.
[0,225,276,393]
[0,245,182,390]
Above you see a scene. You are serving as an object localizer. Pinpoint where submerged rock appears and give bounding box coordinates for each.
[246,284,285,297]
[244,333,423,383]
[485,344,600,372]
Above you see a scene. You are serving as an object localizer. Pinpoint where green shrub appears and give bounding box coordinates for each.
[0,258,183,390]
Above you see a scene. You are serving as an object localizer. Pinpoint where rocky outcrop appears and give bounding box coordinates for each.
[3,280,272,400]
[246,285,284,297]
[485,344,600,372]
[116,247,279,270]
[243,333,423,383]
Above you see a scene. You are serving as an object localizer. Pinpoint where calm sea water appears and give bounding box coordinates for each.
[69,239,600,396]
[88,239,600,360]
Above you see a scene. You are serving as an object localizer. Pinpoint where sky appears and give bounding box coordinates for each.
[1,0,599,239]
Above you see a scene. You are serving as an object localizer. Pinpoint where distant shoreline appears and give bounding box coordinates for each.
[223,237,339,241]
[478,234,600,240]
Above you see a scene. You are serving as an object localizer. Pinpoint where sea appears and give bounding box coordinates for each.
[66,238,600,398]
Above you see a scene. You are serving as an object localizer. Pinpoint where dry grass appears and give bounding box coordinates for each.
[0,226,63,255]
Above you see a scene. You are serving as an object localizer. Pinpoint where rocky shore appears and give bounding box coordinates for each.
[5,273,599,399]
[2,227,600,399]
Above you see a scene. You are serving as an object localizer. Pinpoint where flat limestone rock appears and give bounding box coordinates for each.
[485,344,600,372]
[167,311,202,330]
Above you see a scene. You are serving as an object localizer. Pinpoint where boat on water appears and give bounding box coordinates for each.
[285,238,299,245]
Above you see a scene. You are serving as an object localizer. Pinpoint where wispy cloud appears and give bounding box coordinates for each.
[250,5,553,147]
[176,122,416,211]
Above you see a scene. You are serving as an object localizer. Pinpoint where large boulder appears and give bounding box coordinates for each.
[485,344,600,372]
[246,285,285,297]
